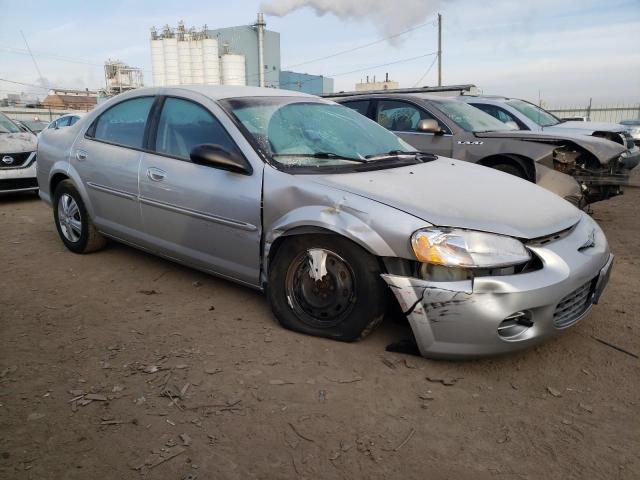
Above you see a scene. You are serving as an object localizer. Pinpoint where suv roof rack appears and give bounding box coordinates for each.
[321,84,478,98]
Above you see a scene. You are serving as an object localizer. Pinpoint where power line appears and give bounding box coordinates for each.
[412,55,438,87]
[0,78,49,90]
[282,18,437,70]
[0,45,104,67]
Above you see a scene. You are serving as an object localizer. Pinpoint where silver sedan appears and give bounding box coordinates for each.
[36,86,613,359]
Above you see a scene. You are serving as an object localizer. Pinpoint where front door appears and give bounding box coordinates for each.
[139,96,263,286]
[375,99,454,157]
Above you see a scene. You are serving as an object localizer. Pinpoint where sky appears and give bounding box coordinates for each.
[0,0,639,106]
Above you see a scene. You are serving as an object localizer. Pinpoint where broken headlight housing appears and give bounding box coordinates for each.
[411,228,531,268]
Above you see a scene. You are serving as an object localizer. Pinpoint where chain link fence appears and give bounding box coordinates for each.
[547,104,640,123]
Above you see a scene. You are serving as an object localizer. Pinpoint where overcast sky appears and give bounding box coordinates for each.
[1,0,639,105]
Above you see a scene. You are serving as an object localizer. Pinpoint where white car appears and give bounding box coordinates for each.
[0,112,38,194]
[460,96,639,170]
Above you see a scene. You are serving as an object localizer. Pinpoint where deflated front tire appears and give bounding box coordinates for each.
[267,234,387,342]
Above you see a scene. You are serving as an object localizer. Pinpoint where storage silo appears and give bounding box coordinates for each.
[202,37,220,85]
[177,39,192,84]
[221,54,246,86]
[190,39,204,84]
[150,39,166,86]
[163,37,179,86]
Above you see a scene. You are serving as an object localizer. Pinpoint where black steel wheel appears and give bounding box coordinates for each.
[268,234,387,342]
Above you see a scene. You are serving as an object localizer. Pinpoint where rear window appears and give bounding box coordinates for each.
[90,97,154,148]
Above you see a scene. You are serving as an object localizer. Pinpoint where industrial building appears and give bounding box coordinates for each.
[149,14,333,94]
[103,59,144,96]
[355,74,399,92]
[280,71,334,95]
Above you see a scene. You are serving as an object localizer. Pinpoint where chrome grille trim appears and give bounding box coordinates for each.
[553,279,595,328]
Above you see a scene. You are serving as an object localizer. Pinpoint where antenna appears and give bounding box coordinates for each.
[20,30,47,88]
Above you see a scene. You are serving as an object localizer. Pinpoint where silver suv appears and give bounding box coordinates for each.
[36,86,613,359]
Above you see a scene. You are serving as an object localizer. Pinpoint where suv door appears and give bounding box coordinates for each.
[72,96,154,242]
[139,96,263,285]
[374,99,454,156]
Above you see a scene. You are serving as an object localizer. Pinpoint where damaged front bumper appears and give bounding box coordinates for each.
[382,218,613,359]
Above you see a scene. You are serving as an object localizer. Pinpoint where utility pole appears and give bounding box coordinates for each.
[437,13,442,86]
[255,12,266,88]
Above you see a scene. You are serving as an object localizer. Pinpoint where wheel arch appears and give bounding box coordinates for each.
[477,154,537,182]
[262,213,397,287]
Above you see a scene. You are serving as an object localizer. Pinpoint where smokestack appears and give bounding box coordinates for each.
[385,72,388,82]
[255,12,266,87]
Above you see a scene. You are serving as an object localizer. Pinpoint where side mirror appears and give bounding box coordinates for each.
[417,119,442,134]
[504,121,519,130]
[189,144,252,175]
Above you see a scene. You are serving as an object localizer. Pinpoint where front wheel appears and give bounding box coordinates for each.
[267,234,387,342]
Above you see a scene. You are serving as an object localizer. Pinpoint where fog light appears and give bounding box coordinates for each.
[498,311,533,340]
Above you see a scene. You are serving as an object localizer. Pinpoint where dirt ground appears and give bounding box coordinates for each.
[1,181,639,480]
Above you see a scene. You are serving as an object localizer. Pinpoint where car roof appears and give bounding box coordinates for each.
[126,85,315,101]
[333,92,459,102]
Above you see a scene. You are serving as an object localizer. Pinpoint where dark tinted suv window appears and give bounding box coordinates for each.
[154,97,240,160]
[91,97,154,148]
[342,100,370,117]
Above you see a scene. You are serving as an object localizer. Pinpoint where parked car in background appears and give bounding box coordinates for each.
[37,86,613,359]
[459,96,639,170]
[620,119,640,142]
[333,93,627,205]
[14,119,49,135]
[19,119,49,134]
[47,113,84,130]
[0,112,38,194]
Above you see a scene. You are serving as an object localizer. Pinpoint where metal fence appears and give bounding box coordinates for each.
[547,104,640,123]
[0,107,73,122]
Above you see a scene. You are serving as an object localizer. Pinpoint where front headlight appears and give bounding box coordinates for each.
[411,228,531,268]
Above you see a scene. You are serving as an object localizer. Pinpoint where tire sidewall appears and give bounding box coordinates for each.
[267,234,387,342]
[53,181,90,253]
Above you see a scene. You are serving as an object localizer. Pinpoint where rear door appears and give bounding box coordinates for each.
[72,96,155,242]
[374,99,454,156]
[139,95,263,286]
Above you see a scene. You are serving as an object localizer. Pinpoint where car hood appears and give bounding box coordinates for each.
[549,121,624,135]
[474,130,625,162]
[310,158,581,239]
[0,132,37,153]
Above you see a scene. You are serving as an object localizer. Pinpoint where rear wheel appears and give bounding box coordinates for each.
[53,180,106,254]
[267,234,387,342]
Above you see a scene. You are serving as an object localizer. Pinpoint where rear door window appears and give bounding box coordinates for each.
[90,97,154,148]
[153,97,242,161]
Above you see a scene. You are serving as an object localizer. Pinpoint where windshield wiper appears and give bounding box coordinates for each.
[273,152,369,163]
[365,150,437,161]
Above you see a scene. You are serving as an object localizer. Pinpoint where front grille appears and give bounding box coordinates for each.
[0,178,38,191]
[0,152,33,169]
[553,279,595,328]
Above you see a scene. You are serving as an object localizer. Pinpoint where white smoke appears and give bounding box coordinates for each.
[260,0,442,42]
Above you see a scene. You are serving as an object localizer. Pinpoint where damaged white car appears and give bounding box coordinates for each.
[36,86,613,359]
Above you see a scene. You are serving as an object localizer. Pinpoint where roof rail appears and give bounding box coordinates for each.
[321,84,478,98]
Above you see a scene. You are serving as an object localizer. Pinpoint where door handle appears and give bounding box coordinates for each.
[147,167,166,182]
[76,150,88,161]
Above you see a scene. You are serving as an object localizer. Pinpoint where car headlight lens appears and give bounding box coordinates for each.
[411,228,531,268]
